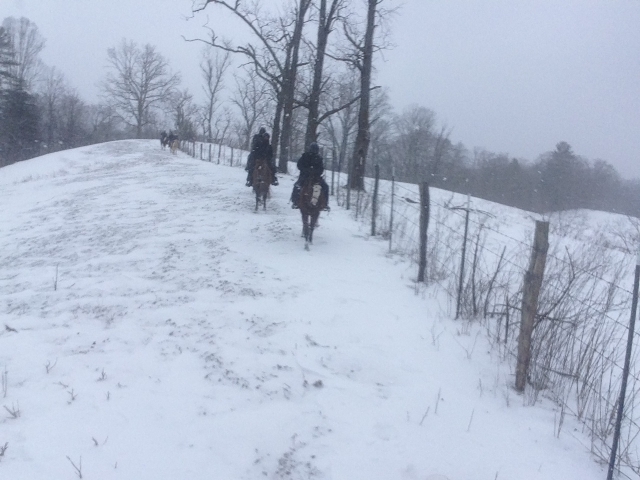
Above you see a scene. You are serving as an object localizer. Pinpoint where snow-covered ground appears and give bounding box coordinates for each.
[0,140,606,479]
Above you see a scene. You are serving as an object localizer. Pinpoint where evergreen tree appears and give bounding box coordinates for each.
[0,82,40,165]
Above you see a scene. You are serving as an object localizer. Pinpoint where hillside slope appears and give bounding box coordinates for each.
[0,141,604,479]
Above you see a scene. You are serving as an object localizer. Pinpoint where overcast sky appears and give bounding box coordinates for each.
[4,0,640,178]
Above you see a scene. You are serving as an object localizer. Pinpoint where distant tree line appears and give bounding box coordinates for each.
[1,8,639,218]
[364,104,640,216]
[0,17,131,166]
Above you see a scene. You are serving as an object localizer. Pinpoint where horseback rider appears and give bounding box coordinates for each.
[245,127,278,186]
[290,142,330,210]
[167,130,178,144]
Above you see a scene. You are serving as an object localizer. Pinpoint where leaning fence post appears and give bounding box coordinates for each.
[607,248,640,480]
[455,195,471,319]
[417,181,430,282]
[371,164,380,236]
[515,220,549,393]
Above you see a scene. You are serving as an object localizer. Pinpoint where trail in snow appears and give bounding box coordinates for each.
[0,140,604,479]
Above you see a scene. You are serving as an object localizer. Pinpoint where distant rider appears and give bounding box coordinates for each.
[245,127,278,186]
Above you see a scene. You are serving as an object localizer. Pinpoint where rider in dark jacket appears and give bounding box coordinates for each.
[246,127,278,186]
[290,142,329,210]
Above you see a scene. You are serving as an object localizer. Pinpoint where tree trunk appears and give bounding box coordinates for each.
[272,88,284,169]
[278,0,311,174]
[304,0,339,147]
[348,0,377,190]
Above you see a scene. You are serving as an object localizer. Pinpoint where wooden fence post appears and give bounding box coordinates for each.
[417,181,430,282]
[208,144,212,162]
[515,220,549,393]
[200,143,203,160]
[607,248,640,480]
[371,164,380,236]
[455,195,471,319]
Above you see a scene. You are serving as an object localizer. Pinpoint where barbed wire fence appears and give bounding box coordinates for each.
[180,140,246,168]
[328,160,640,479]
[180,140,640,478]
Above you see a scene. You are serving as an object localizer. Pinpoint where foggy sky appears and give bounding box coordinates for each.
[4,0,640,178]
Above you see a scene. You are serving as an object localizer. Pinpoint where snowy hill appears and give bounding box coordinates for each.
[0,140,607,479]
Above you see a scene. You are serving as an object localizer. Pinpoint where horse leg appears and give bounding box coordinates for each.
[304,213,310,250]
[309,211,319,244]
[255,191,259,212]
[302,212,309,240]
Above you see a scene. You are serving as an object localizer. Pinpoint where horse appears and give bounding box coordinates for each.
[252,157,271,211]
[170,139,179,155]
[298,175,327,249]
[160,132,169,149]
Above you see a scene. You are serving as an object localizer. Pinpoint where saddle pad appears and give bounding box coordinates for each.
[311,184,322,206]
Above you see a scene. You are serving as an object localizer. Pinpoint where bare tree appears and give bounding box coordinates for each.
[191,0,312,173]
[232,68,271,150]
[169,88,199,141]
[38,65,66,151]
[1,17,45,90]
[333,0,393,189]
[278,0,313,171]
[86,103,122,143]
[303,0,343,147]
[345,0,378,190]
[200,47,230,142]
[102,39,180,138]
[0,26,16,90]
[321,70,359,171]
[58,88,87,148]
[212,106,234,146]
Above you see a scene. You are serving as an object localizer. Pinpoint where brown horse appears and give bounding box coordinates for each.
[298,176,327,249]
[252,157,271,211]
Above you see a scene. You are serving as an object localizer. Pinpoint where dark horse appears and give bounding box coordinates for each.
[252,157,271,211]
[160,132,169,149]
[298,175,327,249]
